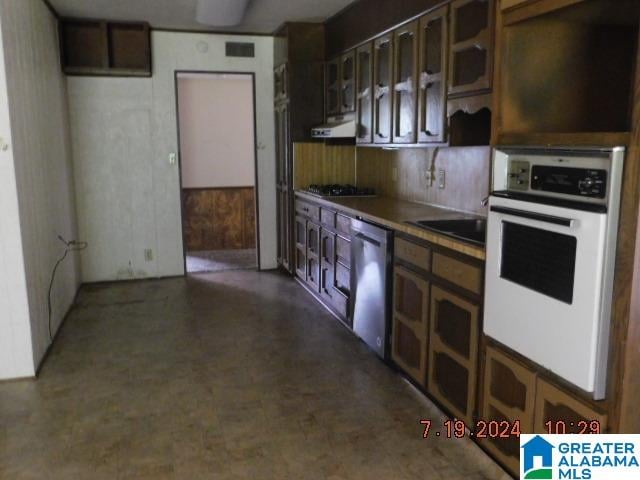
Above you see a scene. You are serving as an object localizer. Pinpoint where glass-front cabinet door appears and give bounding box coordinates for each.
[373,33,394,144]
[326,57,341,116]
[393,21,419,144]
[418,6,448,143]
[356,43,374,144]
[341,50,356,114]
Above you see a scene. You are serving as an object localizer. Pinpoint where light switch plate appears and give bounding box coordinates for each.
[169,153,177,165]
[438,169,446,189]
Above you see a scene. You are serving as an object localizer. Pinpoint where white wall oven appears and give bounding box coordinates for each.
[484,147,624,400]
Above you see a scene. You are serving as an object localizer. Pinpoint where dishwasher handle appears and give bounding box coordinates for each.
[354,232,382,247]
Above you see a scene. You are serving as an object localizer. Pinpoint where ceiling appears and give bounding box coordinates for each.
[48,0,358,33]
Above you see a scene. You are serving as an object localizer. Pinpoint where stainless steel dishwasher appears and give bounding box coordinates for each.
[350,219,393,359]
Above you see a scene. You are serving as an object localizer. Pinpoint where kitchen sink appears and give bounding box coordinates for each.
[407,218,487,246]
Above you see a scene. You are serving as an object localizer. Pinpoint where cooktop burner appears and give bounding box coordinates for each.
[306,184,376,198]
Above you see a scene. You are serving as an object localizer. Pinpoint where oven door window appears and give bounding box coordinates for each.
[500,222,577,304]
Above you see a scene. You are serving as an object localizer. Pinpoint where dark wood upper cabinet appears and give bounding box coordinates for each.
[326,57,342,117]
[418,6,449,143]
[340,50,356,114]
[325,50,356,117]
[448,0,494,96]
[60,19,151,76]
[356,43,374,144]
[61,20,108,71]
[392,21,419,144]
[373,33,394,144]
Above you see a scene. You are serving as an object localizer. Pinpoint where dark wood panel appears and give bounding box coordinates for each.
[61,19,151,76]
[612,25,640,433]
[325,0,442,57]
[108,23,151,71]
[60,20,108,70]
[183,187,256,252]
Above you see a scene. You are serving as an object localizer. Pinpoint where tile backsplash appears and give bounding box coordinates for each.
[292,142,491,216]
[356,146,491,215]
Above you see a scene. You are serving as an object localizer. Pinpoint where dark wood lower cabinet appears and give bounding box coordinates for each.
[392,265,429,386]
[428,285,479,426]
[294,216,307,280]
[534,379,608,435]
[295,195,352,325]
[481,345,536,475]
[306,222,321,291]
[480,343,609,476]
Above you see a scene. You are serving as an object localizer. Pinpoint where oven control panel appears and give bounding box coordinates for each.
[531,166,607,198]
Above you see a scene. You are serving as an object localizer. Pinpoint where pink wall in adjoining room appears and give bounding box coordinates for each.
[177,73,255,189]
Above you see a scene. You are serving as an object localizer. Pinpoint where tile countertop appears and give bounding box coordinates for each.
[295,191,487,261]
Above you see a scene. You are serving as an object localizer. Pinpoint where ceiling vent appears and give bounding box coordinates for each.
[196,0,250,27]
[226,42,255,58]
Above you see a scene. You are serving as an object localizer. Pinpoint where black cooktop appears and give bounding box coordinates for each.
[306,184,376,197]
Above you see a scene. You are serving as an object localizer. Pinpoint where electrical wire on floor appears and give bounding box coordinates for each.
[48,235,88,341]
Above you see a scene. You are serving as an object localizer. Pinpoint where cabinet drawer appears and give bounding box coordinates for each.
[321,208,336,229]
[482,346,537,475]
[395,237,430,269]
[295,199,320,221]
[336,236,351,266]
[534,379,607,434]
[432,252,482,294]
[336,214,351,236]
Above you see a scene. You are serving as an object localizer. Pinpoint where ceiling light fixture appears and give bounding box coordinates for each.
[196,0,251,27]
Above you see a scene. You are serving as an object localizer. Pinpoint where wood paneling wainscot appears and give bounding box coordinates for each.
[182,187,256,251]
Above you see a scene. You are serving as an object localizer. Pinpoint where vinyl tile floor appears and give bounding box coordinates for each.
[0,270,511,480]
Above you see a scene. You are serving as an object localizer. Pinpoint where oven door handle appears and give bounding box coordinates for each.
[490,206,575,227]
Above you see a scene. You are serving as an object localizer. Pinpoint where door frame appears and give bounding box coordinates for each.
[174,70,261,274]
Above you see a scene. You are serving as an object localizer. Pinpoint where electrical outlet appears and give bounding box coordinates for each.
[392,167,398,182]
[438,169,446,189]
[144,249,153,262]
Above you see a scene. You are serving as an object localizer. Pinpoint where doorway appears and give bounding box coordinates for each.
[176,72,259,274]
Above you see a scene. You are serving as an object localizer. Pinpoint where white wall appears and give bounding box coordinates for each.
[0,10,33,379]
[0,0,80,377]
[69,32,276,282]
[178,74,256,189]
